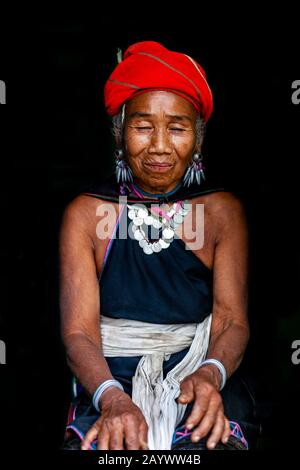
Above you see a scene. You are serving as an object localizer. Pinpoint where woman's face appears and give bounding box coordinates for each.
[124,91,198,194]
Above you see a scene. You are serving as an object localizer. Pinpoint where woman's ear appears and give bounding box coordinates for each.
[194,144,202,155]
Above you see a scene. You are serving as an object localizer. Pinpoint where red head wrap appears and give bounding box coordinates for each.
[104,41,213,121]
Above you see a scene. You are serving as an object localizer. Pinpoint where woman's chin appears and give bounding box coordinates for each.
[137,176,180,194]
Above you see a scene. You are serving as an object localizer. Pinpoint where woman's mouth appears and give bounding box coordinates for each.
[144,162,173,172]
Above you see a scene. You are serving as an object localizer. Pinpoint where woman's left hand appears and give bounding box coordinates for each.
[176,366,231,449]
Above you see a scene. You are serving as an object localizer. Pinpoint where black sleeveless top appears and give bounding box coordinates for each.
[80,174,227,388]
[99,203,213,325]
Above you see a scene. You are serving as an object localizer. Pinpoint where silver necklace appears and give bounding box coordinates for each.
[127,200,190,255]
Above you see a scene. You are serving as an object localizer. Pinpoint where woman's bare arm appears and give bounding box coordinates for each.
[59,196,116,399]
[178,192,250,448]
[200,191,250,386]
[60,196,149,450]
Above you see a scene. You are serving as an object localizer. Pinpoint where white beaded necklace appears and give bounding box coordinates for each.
[127,200,190,255]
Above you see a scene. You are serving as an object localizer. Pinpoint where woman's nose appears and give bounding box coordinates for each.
[148,128,172,155]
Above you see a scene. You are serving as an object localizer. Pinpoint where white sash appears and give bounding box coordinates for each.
[100,314,212,450]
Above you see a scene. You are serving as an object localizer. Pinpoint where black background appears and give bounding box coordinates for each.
[0,7,299,462]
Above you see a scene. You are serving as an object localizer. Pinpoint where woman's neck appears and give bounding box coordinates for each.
[132,180,182,198]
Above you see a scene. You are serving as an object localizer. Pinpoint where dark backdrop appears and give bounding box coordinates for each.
[0,9,299,459]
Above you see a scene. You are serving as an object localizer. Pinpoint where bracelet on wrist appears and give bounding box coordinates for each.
[198,359,227,391]
[92,379,124,412]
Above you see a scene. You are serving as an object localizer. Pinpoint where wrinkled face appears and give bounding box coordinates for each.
[124,91,198,194]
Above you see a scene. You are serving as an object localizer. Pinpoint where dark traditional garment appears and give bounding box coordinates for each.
[63,174,259,450]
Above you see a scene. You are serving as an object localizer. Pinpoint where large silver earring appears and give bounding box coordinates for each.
[182,153,205,187]
[115,149,134,184]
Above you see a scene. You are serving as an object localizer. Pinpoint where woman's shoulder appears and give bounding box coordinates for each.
[192,189,247,233]
[206,192,248,245]
[62,193,120,235]
[201,189,244,209]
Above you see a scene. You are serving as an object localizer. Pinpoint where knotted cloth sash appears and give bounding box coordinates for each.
[100,314,212,450]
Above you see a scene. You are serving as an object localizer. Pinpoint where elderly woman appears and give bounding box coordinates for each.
[60,41,255,451]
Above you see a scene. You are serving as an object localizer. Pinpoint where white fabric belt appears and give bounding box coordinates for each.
[100,314,212,450]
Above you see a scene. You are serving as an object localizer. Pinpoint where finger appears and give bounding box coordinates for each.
[184,392,210,430]
[206,410,226,449]
[140,439,149,450]
[81,425,99,450]
[221,417,231,444]
[124,417,141,450]
[139,423,149,450]
[97,421,110,450]
[190,398,221,441]
[109,423,125,450]
[177,379,195,404]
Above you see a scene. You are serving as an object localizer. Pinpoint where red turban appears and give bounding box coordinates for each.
[104,41,213,121]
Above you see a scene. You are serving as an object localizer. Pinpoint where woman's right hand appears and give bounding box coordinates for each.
[81,387,149,450]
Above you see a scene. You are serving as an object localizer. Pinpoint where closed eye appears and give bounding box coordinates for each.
[133,126,186,132]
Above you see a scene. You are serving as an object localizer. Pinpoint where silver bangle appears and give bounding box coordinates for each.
[198,359,227,391]
[92,379,124,412]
